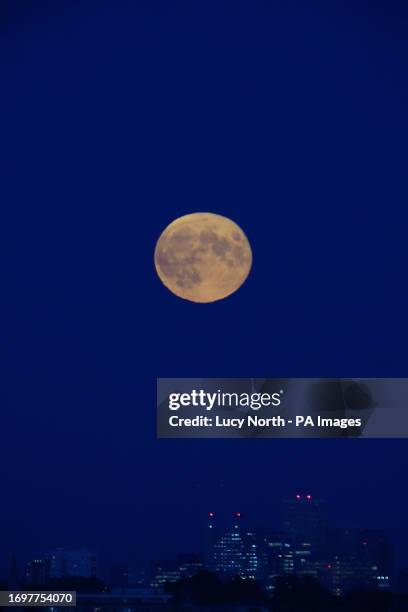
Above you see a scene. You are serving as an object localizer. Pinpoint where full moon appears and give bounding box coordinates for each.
[154,212,252,303]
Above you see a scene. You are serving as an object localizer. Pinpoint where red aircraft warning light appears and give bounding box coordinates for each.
[208,512,215,518]
[234,512,241,517]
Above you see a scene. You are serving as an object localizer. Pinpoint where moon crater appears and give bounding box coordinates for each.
[154,213,252,302]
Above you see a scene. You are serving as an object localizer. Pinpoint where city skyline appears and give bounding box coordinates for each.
[7,492,402,597]
[2,491,399,570]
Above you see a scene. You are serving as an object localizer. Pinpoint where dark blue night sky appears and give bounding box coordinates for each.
[2,1,408,575]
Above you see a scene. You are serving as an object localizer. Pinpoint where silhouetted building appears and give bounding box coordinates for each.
[26,559,48,585]
[150,560,181,587]
[110,564,146,587]
[150,554,204,587]
[177,554,205,578]
[205,511,217,567]
[317,556,359,596]
[320,528,393,595]
[358,529,393,581]
[283,494,327,557]
[254,531,294,591]
[46,548,97,579]
[293,539,315,577]
[8,555,19,589]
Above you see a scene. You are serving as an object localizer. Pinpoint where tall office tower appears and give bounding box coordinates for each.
[321,528,361,596]
[207,512,260,578]
[211,512,246,577]
[283,494,327,556]
[45,549,97,579]
[207,512,297,580]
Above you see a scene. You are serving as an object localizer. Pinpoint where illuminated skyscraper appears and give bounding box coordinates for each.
[211,512,246,576]
[206,512,261,578]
